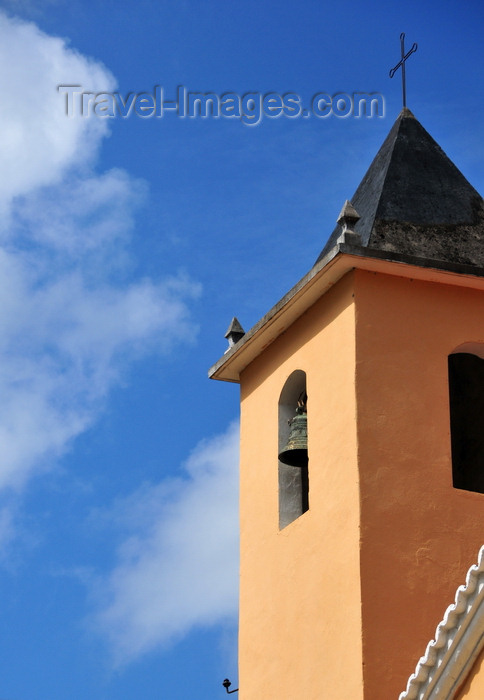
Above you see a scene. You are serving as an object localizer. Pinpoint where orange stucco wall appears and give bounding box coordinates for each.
[456,645,484,699]
[354,269,484,699]
[237,264,484,699]
[239,272,363,700]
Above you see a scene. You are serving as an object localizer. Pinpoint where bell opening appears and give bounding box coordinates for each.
[278,375,309,529]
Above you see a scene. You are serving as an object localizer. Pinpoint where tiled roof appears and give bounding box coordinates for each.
[399,545,484,700]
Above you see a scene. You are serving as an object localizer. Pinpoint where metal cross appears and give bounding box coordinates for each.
[389,33,418,109]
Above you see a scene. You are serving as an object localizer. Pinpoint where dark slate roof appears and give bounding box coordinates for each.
[315,108,484,267]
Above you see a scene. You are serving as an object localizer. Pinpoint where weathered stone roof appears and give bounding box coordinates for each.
[316,108,484,267]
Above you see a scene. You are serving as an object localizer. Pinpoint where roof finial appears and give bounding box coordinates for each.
[224,317,245,352]
[336,200,361,245]
[389,33,418,110]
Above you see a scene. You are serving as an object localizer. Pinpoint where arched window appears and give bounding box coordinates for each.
[448,351,484,493]
[278,370,309,529]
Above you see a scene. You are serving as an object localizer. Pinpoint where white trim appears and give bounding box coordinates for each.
[399,546,484,700]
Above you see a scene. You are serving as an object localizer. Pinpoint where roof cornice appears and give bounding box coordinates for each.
[209,244,484,383]
[399,545,484,700]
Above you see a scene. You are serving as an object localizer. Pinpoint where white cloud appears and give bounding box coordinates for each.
[0,11,200,495]
[0,12,237,671]
[0,265,199,492]
[9,168,146,258]
[0,12,113,210]
[90,421,239,665]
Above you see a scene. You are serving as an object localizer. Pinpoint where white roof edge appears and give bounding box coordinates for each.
[399,545,484,700]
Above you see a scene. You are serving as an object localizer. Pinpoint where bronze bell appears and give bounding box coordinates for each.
[278,402,308,468]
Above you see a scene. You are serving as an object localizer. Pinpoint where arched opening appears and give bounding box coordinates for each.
[278,370,309,529]
[448,351,484,493]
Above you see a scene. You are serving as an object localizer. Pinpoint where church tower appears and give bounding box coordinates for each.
[210,109,484,699]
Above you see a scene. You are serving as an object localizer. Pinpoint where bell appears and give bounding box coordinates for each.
[278,406,308,467]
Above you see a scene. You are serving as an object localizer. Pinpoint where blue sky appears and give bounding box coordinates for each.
[0,1,481,698]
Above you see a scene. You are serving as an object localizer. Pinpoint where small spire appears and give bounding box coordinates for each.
[336,200,362,245]
[337,200,360,227]
[224,317,245,351]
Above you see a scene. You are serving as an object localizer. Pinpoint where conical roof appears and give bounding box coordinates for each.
[316,108,484,267]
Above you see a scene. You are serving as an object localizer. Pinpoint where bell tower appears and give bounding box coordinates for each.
[209,109,484,699]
